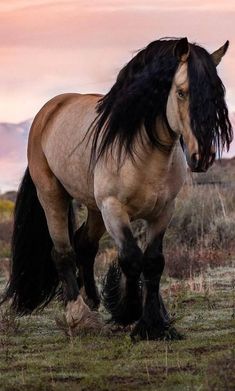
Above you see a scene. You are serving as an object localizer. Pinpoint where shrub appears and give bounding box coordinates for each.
[0,200,14,222]
[166,185,235,251]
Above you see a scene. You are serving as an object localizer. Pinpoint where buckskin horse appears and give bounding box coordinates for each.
[1,38,233,340]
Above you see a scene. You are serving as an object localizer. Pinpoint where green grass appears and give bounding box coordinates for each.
[0,266,234,391]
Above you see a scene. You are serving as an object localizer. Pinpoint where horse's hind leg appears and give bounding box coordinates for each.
[101,197,143,325]
[35,177,102,332]
[74,209,105,309]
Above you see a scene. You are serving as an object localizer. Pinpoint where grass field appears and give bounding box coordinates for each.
[0,265,234,391]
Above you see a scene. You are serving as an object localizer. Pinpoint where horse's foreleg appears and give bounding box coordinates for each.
[131,230,170,340]
[131,206,182,340]
[74,209,105,310]
[101,197,143,325]
[37,185,102,333]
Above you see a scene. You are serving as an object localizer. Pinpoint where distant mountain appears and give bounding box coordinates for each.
[0,191,17,202]
[0,119,32,192]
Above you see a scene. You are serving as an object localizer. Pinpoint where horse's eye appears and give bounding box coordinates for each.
[177,90,185,99]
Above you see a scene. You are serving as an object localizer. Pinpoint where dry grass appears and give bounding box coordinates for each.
[0,308,20,335]
[166,184,235,249]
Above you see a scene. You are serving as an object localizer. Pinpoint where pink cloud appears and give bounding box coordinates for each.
[0,3,234,119]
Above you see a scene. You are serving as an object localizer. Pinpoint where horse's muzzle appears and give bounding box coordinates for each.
[188,152,216,172]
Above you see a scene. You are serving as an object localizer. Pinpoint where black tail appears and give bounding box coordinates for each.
[0,168,59,315]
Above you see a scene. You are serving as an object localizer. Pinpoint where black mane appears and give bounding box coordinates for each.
[89,38,233,166]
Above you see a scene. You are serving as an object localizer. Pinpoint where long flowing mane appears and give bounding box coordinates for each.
[88,38,232,165]
[187,45,232,161]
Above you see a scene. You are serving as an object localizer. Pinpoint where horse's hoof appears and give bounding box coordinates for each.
[130,319,184,341]
[65,296,104,335]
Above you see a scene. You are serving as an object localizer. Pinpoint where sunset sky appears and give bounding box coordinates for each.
[0,0,234,189]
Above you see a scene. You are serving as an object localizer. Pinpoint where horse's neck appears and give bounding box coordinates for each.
[99,117,185,186]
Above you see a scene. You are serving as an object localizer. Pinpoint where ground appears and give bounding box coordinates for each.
[0,265,234,391]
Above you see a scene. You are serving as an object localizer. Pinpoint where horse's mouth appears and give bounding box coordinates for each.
[190,166,207,173]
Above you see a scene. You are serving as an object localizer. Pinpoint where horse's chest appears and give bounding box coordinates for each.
[124,166,186,219]
[95,147,186,219]
[126,181,172,219]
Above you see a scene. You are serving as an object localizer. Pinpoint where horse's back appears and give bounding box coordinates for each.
[29,92,101,145]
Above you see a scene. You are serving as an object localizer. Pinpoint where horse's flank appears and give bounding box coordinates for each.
[28,92,186,220]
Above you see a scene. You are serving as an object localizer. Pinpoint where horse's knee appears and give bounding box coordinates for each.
[101,198,143,279]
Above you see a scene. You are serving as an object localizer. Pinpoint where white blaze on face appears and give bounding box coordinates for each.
[166,62,199,157]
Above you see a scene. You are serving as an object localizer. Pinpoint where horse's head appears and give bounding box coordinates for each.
[166,38,232,172]
[88,37,232,169]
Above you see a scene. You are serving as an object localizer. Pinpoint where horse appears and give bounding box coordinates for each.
[1,37,233,340]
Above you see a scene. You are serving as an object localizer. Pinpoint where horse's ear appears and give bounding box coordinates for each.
[211,41,229,66]
[174,38,190,62]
